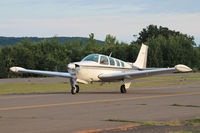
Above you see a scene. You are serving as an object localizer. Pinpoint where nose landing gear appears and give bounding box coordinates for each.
[70,78,80,95]
[71,85,80,94]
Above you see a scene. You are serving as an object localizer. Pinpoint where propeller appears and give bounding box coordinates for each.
[67,63,80,75]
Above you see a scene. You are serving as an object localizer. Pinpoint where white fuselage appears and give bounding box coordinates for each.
[68,54,136,84]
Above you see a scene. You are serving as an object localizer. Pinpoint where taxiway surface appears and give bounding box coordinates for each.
[0,78,200,133]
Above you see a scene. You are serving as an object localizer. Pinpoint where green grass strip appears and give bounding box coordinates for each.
[107,117,200,126]
[169,129,200,133]
[0,74,199,95]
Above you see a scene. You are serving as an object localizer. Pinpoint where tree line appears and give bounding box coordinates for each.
[0,25,199,78]
[0,36,103,46]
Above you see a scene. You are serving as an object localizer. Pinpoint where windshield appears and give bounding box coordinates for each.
[82,54,99,63]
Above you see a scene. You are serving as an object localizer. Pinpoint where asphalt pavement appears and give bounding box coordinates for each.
[0,76,200,133]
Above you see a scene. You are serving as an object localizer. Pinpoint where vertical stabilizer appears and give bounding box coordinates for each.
[133,43,148,69]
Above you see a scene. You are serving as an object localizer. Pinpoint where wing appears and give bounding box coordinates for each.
[98,65,192,81]
[10,67,72,78]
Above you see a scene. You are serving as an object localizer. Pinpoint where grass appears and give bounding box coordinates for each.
[187,117,200,123]
[106,117,200,133]
[0,81,199,95]
[106,117,200,126]
[138,74,200,81]
[107,119,183,126]
[169,129,200,133]
[0,74,199,95]
[171,104,200,108]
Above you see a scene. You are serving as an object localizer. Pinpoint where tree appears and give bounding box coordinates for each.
[84,33,100,55]
[145,36,164,67]
[0,46,15,78]
[145,35,196,68]
[104,34,117,46]
[65,40,84,62]
[137,25,195,46]
[100,34,129,61]
[0,25,199,79]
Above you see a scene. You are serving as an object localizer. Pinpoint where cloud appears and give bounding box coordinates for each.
[1,12,200,44]
[0,0,147,19]
[0,0,200,44]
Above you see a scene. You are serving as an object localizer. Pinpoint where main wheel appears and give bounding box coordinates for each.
[75,85,79,93]
[71,86,77,95]
[120,84,127,93]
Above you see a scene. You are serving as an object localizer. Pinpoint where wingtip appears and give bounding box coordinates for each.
[175,64,192,72]
[10,67,25,72]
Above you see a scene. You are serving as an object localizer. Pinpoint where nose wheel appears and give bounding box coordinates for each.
[71,85,80,94]
[120,84,127,93]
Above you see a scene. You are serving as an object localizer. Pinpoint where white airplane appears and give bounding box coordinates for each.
[10,44,192,94]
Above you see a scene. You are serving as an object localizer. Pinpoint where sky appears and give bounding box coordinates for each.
[0,0,200,44]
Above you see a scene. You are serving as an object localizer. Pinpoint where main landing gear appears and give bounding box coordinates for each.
[120,84,127,93]
[120,82,131,94]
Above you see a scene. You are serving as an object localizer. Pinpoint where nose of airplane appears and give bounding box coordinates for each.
[68,63,76,70]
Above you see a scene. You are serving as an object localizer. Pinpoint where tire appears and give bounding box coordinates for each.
[120,85,127,93]
[75,85,79,93]
[71,86,77,95]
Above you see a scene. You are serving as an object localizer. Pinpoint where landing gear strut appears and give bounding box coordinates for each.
[70,78,79,95]
[75,85,79,93]
[120,84,127,93]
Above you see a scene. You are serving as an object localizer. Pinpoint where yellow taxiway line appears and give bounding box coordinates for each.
[0,92,200,111]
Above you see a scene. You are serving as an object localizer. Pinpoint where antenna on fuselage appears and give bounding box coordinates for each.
[109,52,112,57]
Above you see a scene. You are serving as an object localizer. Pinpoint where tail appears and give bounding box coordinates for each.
[133,43,148,69]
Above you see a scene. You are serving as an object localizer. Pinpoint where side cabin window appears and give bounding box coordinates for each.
[100,56,109,65]
[120,61,125,67]
[109,57,115,66]
[82,54,99,63]
[116,60,120,67]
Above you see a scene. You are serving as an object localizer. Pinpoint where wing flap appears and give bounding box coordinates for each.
[99,68,176,81]
[10,67,72,78]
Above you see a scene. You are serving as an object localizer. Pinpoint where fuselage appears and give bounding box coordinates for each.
[68,54,136,84]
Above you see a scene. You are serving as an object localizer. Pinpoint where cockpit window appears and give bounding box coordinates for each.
[116,60,120,66]
[109,57,115,66]
[100,55,109,65]
[82,54,99,63]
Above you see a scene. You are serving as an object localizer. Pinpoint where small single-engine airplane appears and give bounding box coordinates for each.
[10,44,192,94]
